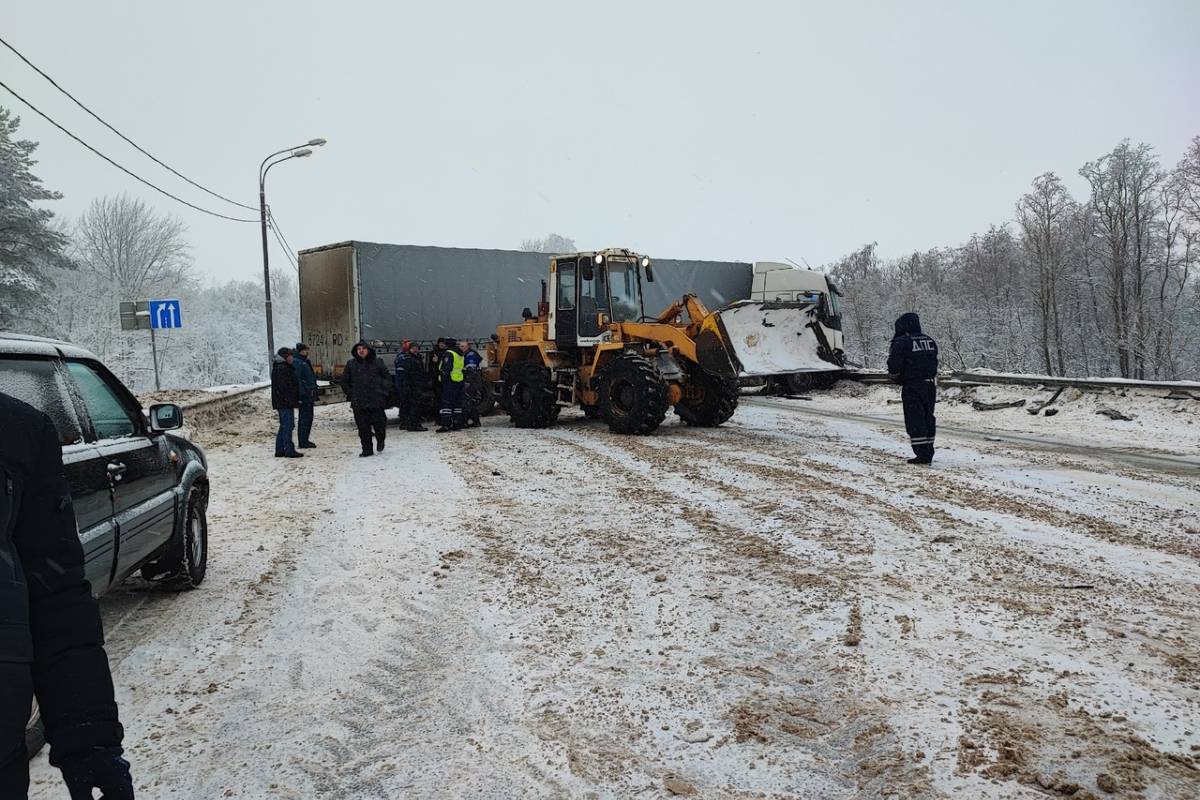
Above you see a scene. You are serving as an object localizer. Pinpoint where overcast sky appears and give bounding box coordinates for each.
[4,0,1199,283]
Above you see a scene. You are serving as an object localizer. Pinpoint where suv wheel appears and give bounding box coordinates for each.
[141,487,208,589]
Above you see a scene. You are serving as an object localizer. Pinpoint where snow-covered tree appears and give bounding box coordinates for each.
[0,107,72,329]
[519,233,577,254]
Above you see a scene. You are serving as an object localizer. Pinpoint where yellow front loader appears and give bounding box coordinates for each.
[484,248,818,435]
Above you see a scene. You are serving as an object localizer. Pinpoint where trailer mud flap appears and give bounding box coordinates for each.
[714,300,842,377]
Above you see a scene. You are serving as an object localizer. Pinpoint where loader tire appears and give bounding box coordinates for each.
[502,361,559,428]
[599,354,668,435]
[675,370,739,427]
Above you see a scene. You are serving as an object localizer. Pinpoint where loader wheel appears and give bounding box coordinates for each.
[599,354,668,435]
[502,361,559,428]
[675,369,739,427]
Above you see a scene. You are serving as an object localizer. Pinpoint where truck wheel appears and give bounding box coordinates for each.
[675,370,739,427]
[502,362,558,428]
[785,372,817,394]
[26,699,45,759]
[142,487,208,589]
[599,354,668,435]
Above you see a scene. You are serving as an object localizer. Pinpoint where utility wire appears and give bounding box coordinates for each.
[0,34,257,212]
[266,210,299,272]
[0,78,257,223]
[267,207,299,263]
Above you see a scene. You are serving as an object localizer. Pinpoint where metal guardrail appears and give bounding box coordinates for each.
[945,371,1200,396]
[180,383,270,414]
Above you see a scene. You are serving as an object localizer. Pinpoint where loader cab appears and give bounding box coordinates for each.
[549,250,650,348]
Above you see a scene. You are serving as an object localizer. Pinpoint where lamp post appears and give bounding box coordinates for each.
[259,138,326,361]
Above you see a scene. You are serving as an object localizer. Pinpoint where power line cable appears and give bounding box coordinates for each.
[266,213,299,272]
[267,207,299,263]
[0,78,257,223]
[0,34,257,212]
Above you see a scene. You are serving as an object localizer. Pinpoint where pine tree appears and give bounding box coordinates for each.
[0,107,71,329]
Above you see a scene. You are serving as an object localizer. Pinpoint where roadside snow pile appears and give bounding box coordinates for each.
[809,380,1200,456]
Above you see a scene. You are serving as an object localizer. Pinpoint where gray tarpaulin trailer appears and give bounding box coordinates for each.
[298,241,752,379]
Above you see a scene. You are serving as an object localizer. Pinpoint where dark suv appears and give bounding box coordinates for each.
[1,333,210,754]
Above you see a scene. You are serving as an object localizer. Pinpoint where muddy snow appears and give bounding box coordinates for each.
[27,395,1200,799]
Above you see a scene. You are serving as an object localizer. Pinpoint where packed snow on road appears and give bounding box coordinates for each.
[27,390,1200,799]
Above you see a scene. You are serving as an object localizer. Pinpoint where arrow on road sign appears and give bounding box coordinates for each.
[149,299,182,329]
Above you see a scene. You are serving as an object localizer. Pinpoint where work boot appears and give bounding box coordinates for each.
[359,450,374,457]
[377,439,385,452]
[299,441,317,448]
[435,426,453,434]
[408,424,429,432]
[906,456,932,465]
[284,452,304,459]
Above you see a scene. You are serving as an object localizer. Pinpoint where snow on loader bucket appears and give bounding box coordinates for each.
[706,299,843,378]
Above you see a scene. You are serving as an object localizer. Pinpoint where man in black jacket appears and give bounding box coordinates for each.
[292,342,319,448]
[887,312,939,464]
[394,342,429,432]
[1,392,134,799]
[341,341,392,456]
[271,347,303,458]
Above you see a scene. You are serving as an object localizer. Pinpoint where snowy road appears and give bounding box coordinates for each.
[29,399,1200,799]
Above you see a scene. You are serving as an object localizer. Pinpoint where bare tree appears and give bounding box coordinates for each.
[1017,173,1072,374]
[74,194,193,299]
[1079,141,1165,378]
[520,233,577,254]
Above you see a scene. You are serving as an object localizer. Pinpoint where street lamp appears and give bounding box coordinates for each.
[259,138,326,361]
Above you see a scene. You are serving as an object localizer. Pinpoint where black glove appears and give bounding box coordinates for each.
[60,746,134,800]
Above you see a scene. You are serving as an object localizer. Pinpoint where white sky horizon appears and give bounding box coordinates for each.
[4,0,1198,283]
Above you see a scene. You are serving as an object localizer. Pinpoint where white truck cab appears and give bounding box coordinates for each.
[748,262,845,391]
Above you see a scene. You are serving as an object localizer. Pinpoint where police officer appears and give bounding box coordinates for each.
[394,341,429,432]
[437,338,466,433]
[887,312,939,464]
[1,392,134,798]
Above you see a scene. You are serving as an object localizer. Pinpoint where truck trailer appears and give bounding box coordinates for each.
[297,241,844,389]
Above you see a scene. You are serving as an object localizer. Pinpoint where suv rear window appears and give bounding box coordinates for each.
[0,357,85,445]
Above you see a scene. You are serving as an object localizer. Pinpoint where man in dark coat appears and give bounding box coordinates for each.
[462,343,484,429]
[1,392,134,799]
[271,347,303,458]
[887,312,939,464]
[293,342,319,448]
[341,341,391,456]
[394,342,429,432]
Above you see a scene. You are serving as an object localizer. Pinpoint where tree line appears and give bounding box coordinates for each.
[1,108,298,392]
[829,136,1200,380]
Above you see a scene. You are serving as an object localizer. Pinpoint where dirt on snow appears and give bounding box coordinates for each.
[28,396,1200,799]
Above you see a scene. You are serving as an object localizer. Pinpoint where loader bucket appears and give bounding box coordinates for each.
[712,300,842,377]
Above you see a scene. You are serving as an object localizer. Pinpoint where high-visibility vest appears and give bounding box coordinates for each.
[449,351,465,383]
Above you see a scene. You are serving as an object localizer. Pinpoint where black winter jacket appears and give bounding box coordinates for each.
[887,313,939,383]
[340,342,392,410]
[271,357,301,409]
[394,351,425,397]
[293,354,318,402]
[0,393,123,762]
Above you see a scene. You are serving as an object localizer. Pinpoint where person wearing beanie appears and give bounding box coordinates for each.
[340,341,391,456]
[271,347,303,458]
[292,343,319,448]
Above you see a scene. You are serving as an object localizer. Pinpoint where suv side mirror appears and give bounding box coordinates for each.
[149,403,183,432]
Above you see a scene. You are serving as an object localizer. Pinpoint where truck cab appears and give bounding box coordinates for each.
[750,262,844,361]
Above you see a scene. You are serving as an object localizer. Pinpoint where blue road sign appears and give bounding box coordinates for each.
[149,299,183,329]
